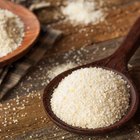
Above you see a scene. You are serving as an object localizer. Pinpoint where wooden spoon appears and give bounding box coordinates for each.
[0,0,40,67]
[43,17,140,135]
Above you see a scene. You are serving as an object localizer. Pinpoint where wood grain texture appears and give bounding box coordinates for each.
[0,0,140,139]
[0,0,40,67]
[0,38,140,140]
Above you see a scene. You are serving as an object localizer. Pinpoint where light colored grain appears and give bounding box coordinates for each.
[51,67,130,129]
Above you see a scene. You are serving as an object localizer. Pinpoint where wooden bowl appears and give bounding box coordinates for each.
[43,66,138,135]
[0,0,40,67]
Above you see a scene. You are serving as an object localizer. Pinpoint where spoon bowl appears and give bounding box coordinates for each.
[43,66,138,135]
[43,17,140,135]
[0,0,40,67]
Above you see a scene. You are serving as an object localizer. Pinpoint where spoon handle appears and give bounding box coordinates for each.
[113,17,140,64]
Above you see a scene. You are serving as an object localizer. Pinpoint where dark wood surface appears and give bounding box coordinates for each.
[0,38,140,140]
[0,0,140,139]
[0,0,40,67]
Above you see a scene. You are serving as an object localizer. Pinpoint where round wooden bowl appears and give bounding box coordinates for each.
[0,0,40,68]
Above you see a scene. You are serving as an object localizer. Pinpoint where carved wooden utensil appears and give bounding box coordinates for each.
[43,17,140,135]
[0,0,40,67]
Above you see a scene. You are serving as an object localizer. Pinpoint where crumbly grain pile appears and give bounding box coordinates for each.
[61,0,106,25]
[0,9,24,57]
[51,67,130,129]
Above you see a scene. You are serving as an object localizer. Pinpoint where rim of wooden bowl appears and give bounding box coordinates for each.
[0,0,40,67]
[43,66,139,135]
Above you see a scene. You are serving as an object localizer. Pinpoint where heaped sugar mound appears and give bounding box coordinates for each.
[0,9,24,58]
[51,67,130,129]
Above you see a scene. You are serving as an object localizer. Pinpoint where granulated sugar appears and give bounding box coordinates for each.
[61,0,106,25]
[51,67,130,129]
[47,62,76,79]
[0,9,24,57]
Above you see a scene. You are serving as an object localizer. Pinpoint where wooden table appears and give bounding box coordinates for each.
[0,0,140,139]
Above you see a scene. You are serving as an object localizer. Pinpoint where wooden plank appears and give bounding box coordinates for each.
[0,38,140,140]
